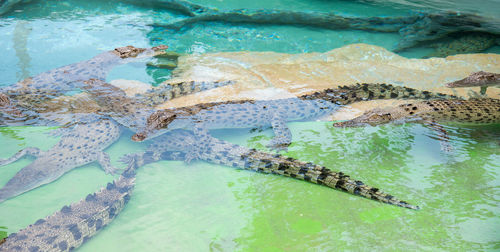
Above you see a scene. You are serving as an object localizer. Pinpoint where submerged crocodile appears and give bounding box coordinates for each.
[0,127,418,251]
[82,78,235,131]
[0,77,242,250]
[127,130,419,209]
[147,0,500,52]
[0,152,140,252]
[132,83,456,160]
[425,33,499,58]
[0,119,121,203]
[0,82,449,249]
[333,98,500,127]
[0,77,238,204]
[0,45,168,121]
[445,71,500,95]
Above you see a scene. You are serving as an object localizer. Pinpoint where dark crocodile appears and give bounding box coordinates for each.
[0,119,121,203]
[124,130,419,209]
[333,98,500,127]
[132,83,456,160]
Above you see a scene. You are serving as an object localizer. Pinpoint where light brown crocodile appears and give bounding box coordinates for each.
[445,71,500,95]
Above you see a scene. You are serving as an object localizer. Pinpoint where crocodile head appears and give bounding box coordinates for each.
[445,71,500,88]
[0,93,10,106]
[333,108,397,127]
[112,45,168,59]
[132,108,189,142]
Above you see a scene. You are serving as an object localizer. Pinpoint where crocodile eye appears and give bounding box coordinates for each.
[368,114,382,121]
[131,133,146,142]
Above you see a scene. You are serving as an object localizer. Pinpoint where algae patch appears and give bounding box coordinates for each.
[0,226,7,240]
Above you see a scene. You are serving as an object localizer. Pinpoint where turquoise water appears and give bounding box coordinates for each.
[0,0,500,251]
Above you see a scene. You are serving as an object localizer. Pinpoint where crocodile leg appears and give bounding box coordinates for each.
[95,151,120,175]
[186,122,211,163]
[480,86,488,96]
[0,147,43,166]
[268,114,292,152]
[422,120,453,152]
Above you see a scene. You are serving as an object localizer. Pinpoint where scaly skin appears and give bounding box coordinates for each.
[0,125,420,252]
[2,45,168,93]
[0,45,168,122]
[124,130,419,210]
[445,71,500,88]
[148,0,500,51]
[333,98,500,127]
[2,83,448,250]
[0,155,140,252]
[0,78,238,203]
[425,33,498,58]
[0,77,236,203]
[82,78,235,131]
[0,80,238,251]
[0,119,121,203]
[132,83,456,156]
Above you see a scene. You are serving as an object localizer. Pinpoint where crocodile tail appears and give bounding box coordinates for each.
[314,166,419,210]
[301,83,457,105]
[194,141,419,209]
[143,80,235,106]
[0,161,138,251]
[237,149,419,210]
[144,147,419,209]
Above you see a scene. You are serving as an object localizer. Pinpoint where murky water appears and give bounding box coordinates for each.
[0,0,499,251]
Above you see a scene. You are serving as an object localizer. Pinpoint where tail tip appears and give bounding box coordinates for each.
[398,201,420,210]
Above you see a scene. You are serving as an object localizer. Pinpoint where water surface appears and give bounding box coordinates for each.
[0,0,499,250]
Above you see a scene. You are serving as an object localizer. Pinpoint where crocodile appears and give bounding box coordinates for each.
[445,71,500,95]
[332,98,500,127]
[82,78,235,132]
[0,83,440,249]
[424,33,499,58]
[0,45,168,121]
[0,77,238,203]
[132,83,456,160]
[0,152,140,252]
[0,119,121,203]
[1,127,420,251]
[146,0,500,52]
[124,130,419,209]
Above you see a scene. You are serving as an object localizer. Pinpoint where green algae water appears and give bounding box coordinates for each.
[1,0,500,251]
[1,123,499,250]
